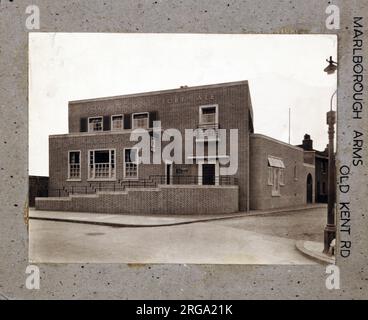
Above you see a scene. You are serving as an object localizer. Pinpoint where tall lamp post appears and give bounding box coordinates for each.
[323,56,337,255]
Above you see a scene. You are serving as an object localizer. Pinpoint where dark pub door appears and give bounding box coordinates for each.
[202,164,216,185]
[307,174,313,203]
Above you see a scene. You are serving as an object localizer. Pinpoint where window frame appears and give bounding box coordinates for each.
[279,168,285,186]
[271,167,281,197]
[123,147,139,180]
[199,104,219,125]
[132,112,149,130]
[67,150,82,181]
[294,164,298,181]
[267,156,285,197]
[111,114,124,131]
[87,148,116,181]
[267,167,273,185]
[88,116,103,132]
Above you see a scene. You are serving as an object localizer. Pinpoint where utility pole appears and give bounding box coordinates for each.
[323,56,338,255]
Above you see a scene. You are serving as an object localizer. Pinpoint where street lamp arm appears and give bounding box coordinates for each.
[330,89,337,111]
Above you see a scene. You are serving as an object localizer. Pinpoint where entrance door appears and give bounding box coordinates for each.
[202,164,216,185]
[307,174,313,203]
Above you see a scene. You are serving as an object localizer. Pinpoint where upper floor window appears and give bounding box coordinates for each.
[132,112,149,129]
[88,117,103,132]
[68,151,81,180]
[111,115,123,131]
[199,105,218,127]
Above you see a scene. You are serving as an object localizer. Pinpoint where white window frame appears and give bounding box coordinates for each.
[87,148,116,181]
[199,104,219,125]
[123,147,139,180]
[67,150,81,181]
[279,168,285,186]
[271,168,280,196]
[267,156,285,196]
[267,167,273,185]
[294,164,298,181]
[111,114,124,131]
[132,112,149,129]
[88,116,103,132]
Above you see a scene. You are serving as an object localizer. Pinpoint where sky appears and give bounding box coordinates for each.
[29,33,337,176]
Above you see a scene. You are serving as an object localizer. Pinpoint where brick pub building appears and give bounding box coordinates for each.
[36,81,316,214]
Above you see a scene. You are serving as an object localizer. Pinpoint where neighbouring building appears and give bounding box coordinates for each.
[29,176,49,207]
[298,134,329,203]
[35,81,315,215]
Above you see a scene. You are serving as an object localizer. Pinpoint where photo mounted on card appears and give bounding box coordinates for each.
[28,33,337,264]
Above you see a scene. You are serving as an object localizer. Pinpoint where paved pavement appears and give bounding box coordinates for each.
[29,206,326,264]
[296,240,335,264]
[29,204,325,227]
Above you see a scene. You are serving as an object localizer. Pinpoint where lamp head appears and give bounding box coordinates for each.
[324,56,337,74]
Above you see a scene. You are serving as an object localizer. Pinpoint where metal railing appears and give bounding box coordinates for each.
[40,175,238,198]
[149,175,237,186]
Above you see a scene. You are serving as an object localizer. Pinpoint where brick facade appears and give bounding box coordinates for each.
[36,185,239,215]
[249,134,315,210]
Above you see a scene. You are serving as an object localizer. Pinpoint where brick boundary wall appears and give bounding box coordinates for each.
[35,185,239,215]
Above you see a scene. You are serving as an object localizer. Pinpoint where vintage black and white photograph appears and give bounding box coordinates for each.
[28,33,337,265]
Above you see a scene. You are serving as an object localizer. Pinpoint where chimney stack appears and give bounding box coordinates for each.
[302,134,313,151]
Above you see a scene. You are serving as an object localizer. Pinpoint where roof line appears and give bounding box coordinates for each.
[69,80,249,104]
[250,133,304,152]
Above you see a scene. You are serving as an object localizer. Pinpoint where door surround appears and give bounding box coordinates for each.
[198,160,219,186]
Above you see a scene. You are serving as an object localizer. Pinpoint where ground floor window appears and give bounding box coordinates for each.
[68,151,81,180]
[124,148,138,179]
[88,149,115,179]
[268,156,285,196]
